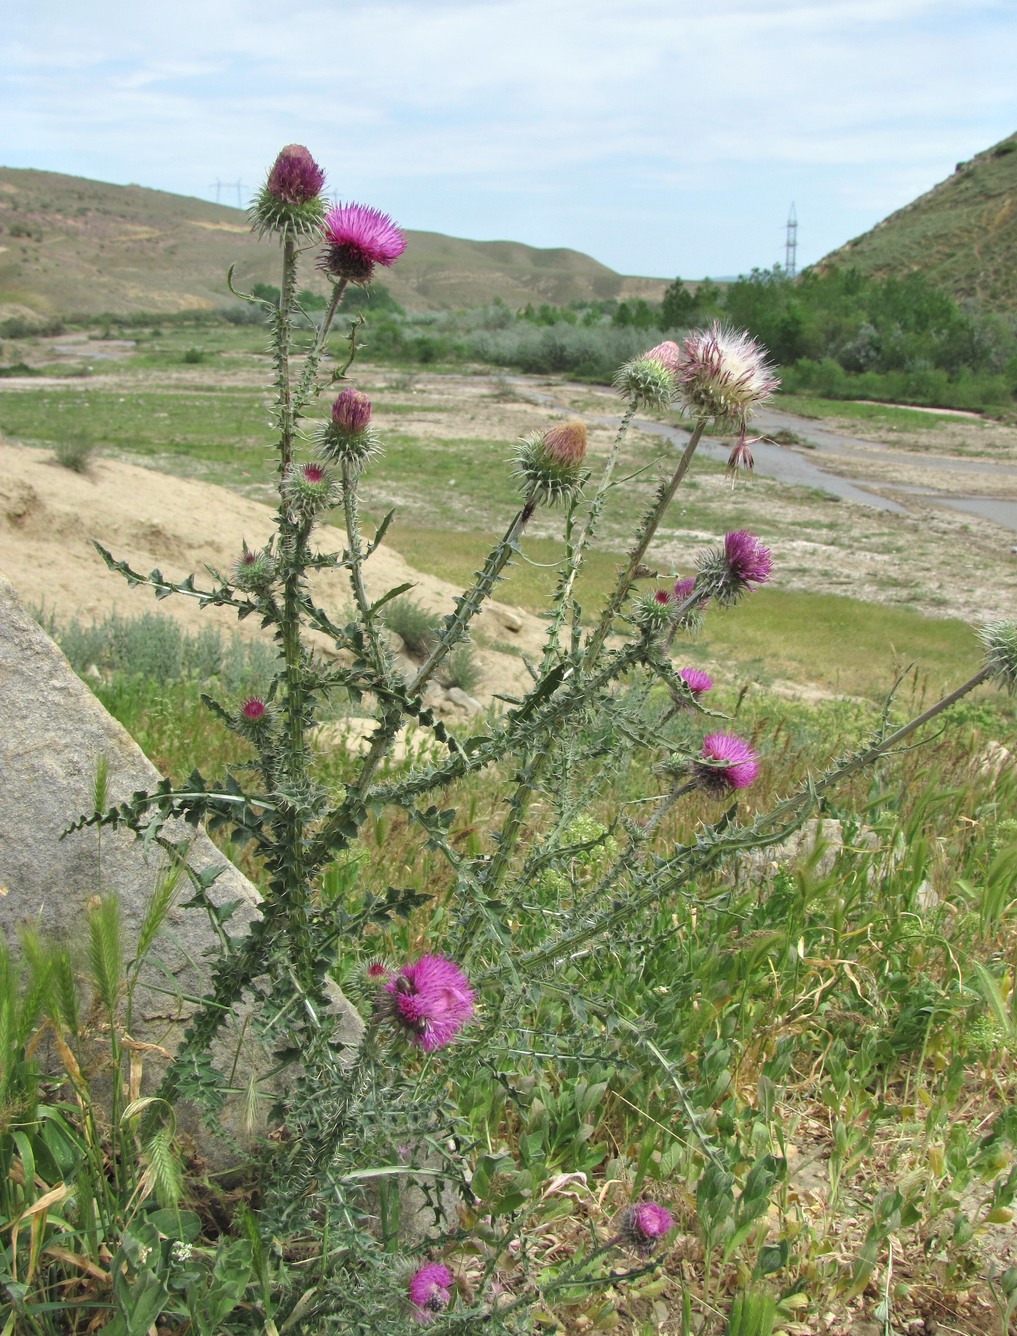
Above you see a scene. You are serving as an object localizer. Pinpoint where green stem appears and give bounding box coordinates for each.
[586,418,707,663]
[293,278,349,415]
[542,400,638,669]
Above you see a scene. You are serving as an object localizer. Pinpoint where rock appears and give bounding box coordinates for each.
[0,573,363,1161]
[445,686,483,715]
[497,607,524,633]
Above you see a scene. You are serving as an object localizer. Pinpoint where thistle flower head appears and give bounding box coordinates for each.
[613,349,677,409]
[678,667,713,698]
[332,387,373,434]
[250,145,326,239]
[384,954,474,1052]
[677,322,778,427]
[513,420,587,508]
[267,144,325,204]
[618,1200,673,1252]
[319,202,406,284]
[696,530,772,605]
[235,695,275,741]
[979,620,1017,695]
[694,732,759,795]
[283,461,340,519]
[317,388,380,472]
[408,1262,453,1317]
[230,545,276,593]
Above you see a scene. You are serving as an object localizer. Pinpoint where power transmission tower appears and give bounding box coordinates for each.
[209,179,223,204]
[785,203,798,279]
[232,181,247,209]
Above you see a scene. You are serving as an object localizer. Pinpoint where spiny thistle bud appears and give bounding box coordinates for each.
[282,461,341,519]
[230,545,276,593]
[382,954,474,1052]
[249,144,326,239]
[677,322,778,427]
[656,575,708,634]
[613,341,681,409]
[618,1200,674,1253]
[316,388,381,472]
[513,420,587,508]
[979,620,1017,695]
[408,1262,453,1318]
[693,732,759,795]
[318,202,406,284]
[696,530,772,606]
[235,695,275,741]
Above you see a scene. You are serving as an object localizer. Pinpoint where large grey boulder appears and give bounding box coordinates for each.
[0,573,363,1158]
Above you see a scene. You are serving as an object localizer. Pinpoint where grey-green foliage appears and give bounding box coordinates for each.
[37,608,279,688]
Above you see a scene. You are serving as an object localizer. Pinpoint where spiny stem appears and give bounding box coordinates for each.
[293,277,349,415]
[542,399,637,670]
[586,418,707,663]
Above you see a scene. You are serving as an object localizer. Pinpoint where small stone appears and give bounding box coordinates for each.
[445,686,482,715]
[499,608,524,633]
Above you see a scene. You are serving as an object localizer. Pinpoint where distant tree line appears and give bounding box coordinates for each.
[359,267,1017,412]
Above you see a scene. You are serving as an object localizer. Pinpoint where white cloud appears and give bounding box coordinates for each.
[2,0,1013,274]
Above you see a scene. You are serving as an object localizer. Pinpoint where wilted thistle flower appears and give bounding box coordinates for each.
[694,732,759,795]
[384,955,474,1052]
[250,144,326,239]
[408,1262,453,1318]
[613,340,681,409]
[282,461,340,519]
[319,202,406,284]
[618,1200,673,1252]
[230,545,276,593]
[513,419,587,508]
[726,426,757,475]
[697,530,772,605]
[316,387,380,472]
[979,620,1017,695]
[677,322,778,427]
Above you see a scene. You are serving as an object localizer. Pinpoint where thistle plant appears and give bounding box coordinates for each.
[70,143,1017,1328]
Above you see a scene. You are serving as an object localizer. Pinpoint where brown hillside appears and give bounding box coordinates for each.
[0,167,666,319]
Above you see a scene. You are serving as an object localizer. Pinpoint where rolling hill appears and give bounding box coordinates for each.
[817,131,1017,310]
[0,167,667,321]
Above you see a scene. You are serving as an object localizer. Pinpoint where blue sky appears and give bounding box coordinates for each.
[3,0,1015,280]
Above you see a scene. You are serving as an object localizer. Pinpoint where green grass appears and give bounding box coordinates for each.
[775,392,964,429]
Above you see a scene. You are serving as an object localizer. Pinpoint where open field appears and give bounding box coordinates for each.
[2,321,1017,1335]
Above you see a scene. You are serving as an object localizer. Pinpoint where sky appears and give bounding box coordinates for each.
[3,0,1015,281]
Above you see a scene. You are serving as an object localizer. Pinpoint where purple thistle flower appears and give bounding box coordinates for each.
[266,144,325,204]
[250,146,327,239]
[320,202,406,284]
[724,530,773,589]
[671,576,698,602]
[619,1200,674,1252]
[678,668,713,698]
[408,1262,453,1317]
[677,322,778,426]
[695,732,759,795]
[241,697,266,722]
[331,387,373,434]
[385,955,474,1052]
